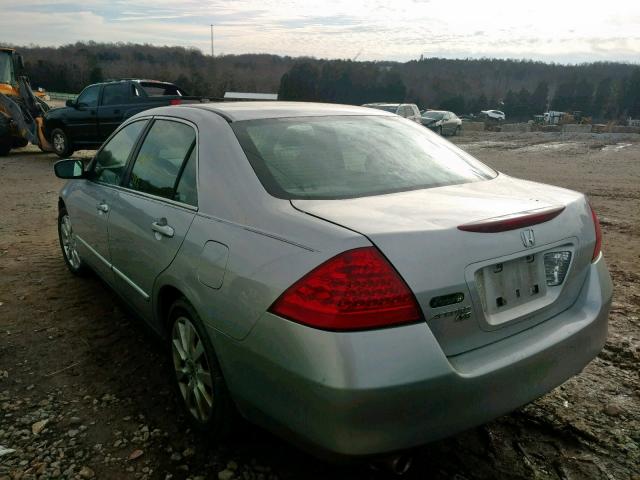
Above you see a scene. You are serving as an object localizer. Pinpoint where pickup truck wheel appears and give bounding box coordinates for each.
[51,128,74,158]
[453,126,461,136]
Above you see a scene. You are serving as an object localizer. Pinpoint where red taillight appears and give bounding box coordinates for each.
[269,247,422,331]
[170,99,182,105]
[589,203,602,262]
[457,206,565,233]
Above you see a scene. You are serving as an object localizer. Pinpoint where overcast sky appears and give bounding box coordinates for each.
[2,0,640,63]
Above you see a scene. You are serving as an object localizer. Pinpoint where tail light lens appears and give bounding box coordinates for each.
[269,247,422,331]
[589,204,602,262]
[170,99,182,105]
[544,251,572,286]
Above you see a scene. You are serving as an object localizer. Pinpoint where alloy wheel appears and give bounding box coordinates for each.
[171,316,214,422]
[53,132,66,155]
[60,214,81,269]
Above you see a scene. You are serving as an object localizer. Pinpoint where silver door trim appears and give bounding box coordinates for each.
[76,235,150,301]
[76,235,112,268]
[112,265,150,301]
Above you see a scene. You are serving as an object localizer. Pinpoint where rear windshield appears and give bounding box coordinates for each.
[139,82,186,96]
[232,116,496,200]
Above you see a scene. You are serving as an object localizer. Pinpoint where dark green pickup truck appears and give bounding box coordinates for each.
[44,79,204,157]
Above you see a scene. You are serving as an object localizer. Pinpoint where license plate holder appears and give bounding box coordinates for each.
[476,253,547,323]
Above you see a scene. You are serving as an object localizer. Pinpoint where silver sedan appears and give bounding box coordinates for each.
[54,102,612,459]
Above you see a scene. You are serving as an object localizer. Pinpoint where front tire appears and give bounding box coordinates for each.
[51,128,74,158]
[169,298,235,439]
[58,207,88,275]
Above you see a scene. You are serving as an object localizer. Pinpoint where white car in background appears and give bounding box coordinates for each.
[481,109,506,121]
[362,103,422,123]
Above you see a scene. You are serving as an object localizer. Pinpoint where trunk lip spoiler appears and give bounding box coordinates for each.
[457,205,566,233]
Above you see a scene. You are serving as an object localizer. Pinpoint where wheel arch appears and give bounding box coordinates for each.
[156,283,187,337]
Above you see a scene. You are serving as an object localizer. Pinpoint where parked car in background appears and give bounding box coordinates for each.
[421,110,462,135]
[53,102,611,462]
[481,109,506,121]
[44,79,205,157]
[362,102,421,123]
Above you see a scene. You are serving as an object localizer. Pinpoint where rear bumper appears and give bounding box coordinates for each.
[213,255,612,457]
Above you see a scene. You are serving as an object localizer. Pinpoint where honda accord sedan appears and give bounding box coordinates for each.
[54,102,612,459]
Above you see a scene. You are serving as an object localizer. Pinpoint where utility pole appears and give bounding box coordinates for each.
[210,24,214,57]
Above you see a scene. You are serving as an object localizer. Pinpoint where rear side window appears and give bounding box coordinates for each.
[232,116,496,200]
[175,147,198,207]
[92,120,147,185]
[139,82,186,97]
[102,83,130,106]
[128,119,196,203]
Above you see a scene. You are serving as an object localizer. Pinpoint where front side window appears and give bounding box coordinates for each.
[232,116,496,200]
[77,85,100,108]
[128,120,196,201]
[92,120,147,185]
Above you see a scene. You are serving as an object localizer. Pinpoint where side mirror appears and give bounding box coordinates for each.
[54,159,85,179]
[66,99,76,108]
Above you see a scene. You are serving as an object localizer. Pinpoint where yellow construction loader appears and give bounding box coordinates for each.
[0,47,52,155]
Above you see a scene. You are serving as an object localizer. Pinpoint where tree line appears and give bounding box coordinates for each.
[5,41,640,121]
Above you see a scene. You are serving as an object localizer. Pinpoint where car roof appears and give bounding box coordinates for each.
[182,101,394,122]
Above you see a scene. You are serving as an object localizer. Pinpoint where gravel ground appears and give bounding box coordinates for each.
[0,131,639,479]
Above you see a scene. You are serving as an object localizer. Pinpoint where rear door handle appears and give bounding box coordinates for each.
[97,202,109,213]
[151,219,174,238]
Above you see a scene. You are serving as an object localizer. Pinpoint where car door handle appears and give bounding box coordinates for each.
[151,220,174,238]
[96,202,109,213]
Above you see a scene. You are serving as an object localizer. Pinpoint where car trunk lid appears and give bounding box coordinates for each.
[292,175,596,356]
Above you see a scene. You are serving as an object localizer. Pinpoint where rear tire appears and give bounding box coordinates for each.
[51,128,74,158]
[168,298,235,439]
[0,115,11,156]
[438,126,443,136]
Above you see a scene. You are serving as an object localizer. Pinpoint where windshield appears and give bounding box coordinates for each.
[365,105,398,113]
[423,111,444,120]
[232,116,496,200]
[0,52,13,85]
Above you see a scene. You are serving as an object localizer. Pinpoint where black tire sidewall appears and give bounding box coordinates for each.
[167,298,234,439]
[51,128,73,158]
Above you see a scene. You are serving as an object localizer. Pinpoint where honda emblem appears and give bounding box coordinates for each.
[521,229,536,248]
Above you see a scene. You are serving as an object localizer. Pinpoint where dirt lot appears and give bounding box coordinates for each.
[1,131,639,480]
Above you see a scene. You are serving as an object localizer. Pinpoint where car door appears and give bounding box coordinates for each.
[70,119,148,281]
[66,84,101,143]
[107,117,198,319]
[98,82,131,140]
